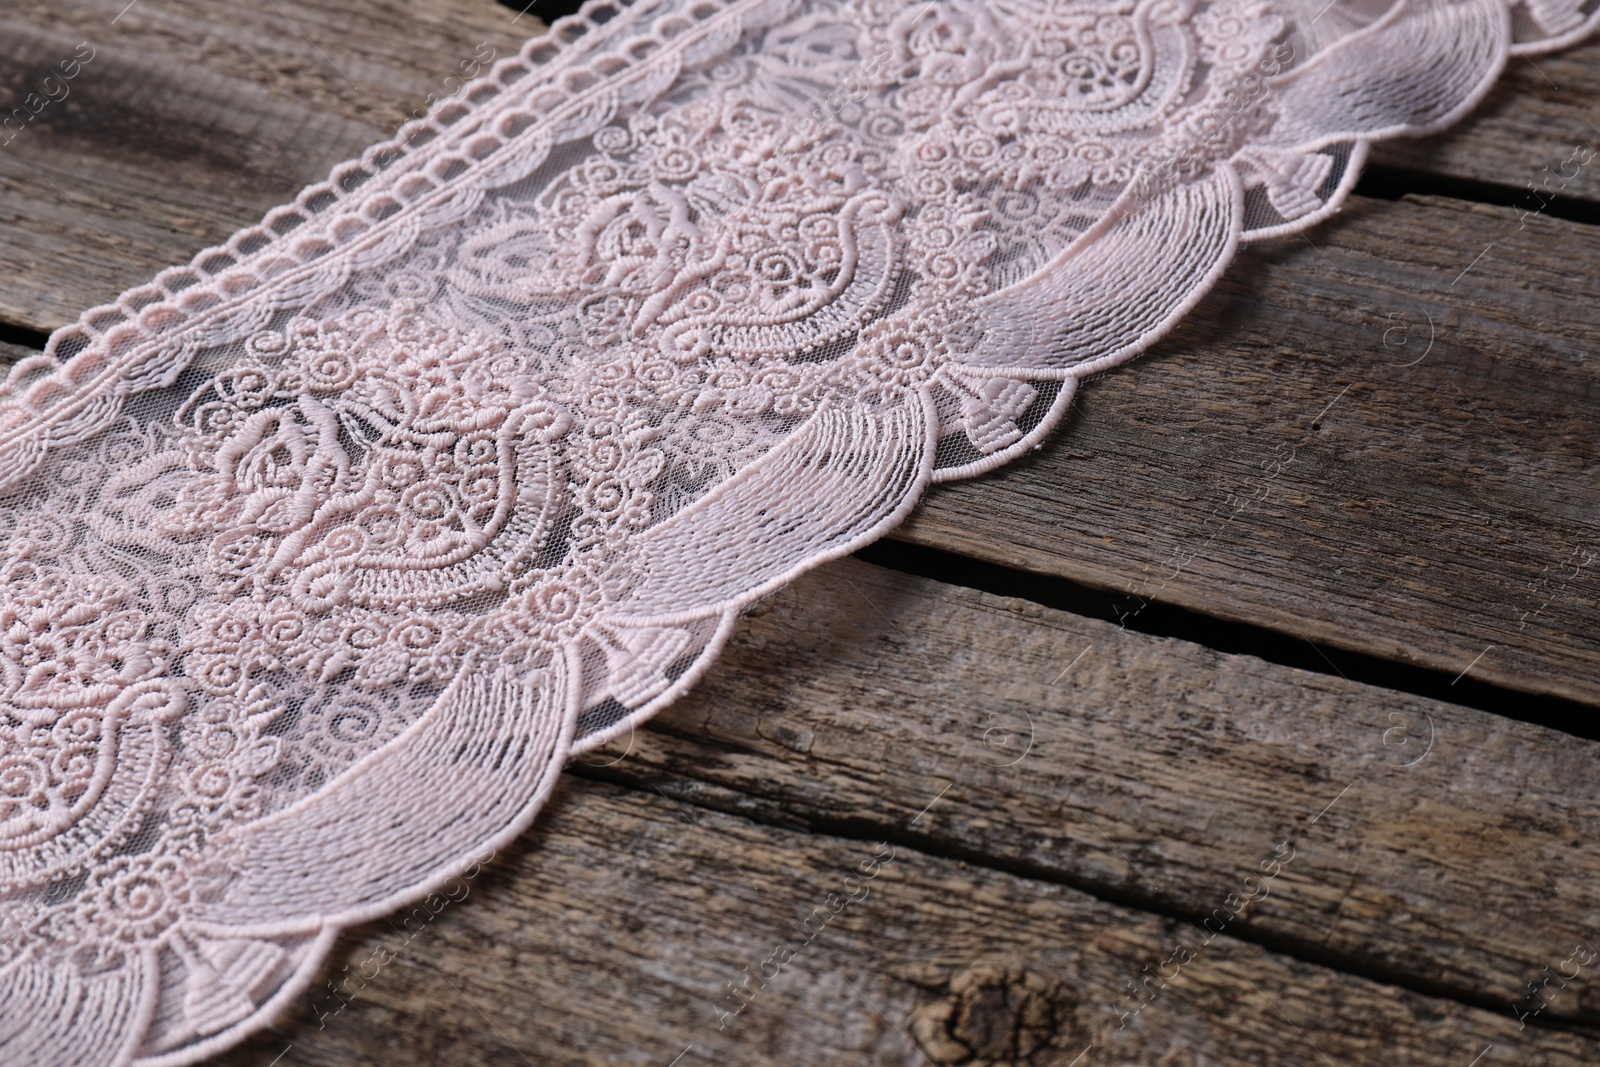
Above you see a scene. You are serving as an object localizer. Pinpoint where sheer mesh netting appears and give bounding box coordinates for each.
[0,0,1595,1060]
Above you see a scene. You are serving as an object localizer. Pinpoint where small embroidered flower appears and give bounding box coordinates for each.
[90,855,190,944]
[11,514,73,559]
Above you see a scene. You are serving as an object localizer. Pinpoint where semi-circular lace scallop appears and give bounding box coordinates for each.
[0,0,1595,1061]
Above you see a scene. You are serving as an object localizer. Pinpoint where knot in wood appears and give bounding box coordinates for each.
[910,964,1083,1065]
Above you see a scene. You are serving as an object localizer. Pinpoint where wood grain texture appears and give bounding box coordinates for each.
[205,779,1600,1067]
[899,192,1600,706]
[569,558,1600,1031]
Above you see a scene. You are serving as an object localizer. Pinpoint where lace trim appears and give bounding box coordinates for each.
[0,0,1595,1062]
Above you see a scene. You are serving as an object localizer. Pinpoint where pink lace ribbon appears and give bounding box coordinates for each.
[0,0,1594,1061]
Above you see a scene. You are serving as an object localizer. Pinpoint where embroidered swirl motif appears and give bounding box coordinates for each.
[0,0,1592,1062]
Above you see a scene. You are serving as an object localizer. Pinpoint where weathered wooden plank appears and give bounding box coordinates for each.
[566,558,1600,1031]
[1370,38,1600,207]
[900,192,1600,706]
[0,0,534,333]
[207,779,1600,1066]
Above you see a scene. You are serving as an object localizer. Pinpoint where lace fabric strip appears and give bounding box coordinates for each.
[0,0,1595,1061]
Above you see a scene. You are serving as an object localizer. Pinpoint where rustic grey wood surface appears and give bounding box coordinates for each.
[1,2,1598,1065]
[573,561,1600,1026]
[219,777,1600,1067]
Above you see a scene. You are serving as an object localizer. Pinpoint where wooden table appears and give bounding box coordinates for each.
[3,3,1598,1064]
